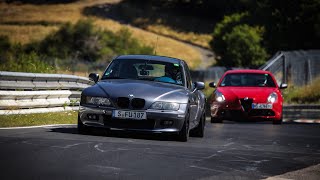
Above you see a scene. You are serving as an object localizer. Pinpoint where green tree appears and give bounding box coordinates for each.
[210,12,248,63]
[223,24,267,67]
[210,13,267,67]
[252,0,320,52]
[39,19,101,62]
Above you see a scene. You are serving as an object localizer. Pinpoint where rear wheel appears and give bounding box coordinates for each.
[211,117,223,123]
[177,113,190,142]
[190,112,205,137]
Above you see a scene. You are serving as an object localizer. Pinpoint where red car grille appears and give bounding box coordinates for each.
[240,98,253,112]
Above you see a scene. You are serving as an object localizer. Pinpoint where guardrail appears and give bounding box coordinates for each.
[0,71,93,115]
[283,105,320,119]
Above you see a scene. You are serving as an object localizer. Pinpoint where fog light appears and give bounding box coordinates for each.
[87,114,99,121]
[161,120,174,126]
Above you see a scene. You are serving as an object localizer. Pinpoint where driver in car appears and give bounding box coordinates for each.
[155,64,181,84]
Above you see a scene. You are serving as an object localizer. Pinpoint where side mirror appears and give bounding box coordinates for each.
[89,73,99,83]
[280,83,288,89]
[193,82,205,91]
[209,82,216,88]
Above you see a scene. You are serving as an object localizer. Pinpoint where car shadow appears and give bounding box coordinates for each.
[49,127,179,141]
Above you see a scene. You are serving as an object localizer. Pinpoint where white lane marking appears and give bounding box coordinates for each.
[94,143,106,153]
[245,166,257,171]
[89,165,122,171]
[222,142,235,147]
[94,143,130,153]
[189,165,226,173]
[243,145,253,149]
[196,154,218,162]
[52,142,90,149]
[0,124,75,130]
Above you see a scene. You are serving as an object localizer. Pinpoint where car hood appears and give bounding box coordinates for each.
[217,87,277,102]
[83,79,189,103]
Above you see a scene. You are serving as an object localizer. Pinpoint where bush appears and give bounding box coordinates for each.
[37,20,153,70]
[0,35,56,73]
[223,24,267,67]
[0,50,55,73]
[39,19,101,62]
[210,13,267,67]
[1,20,154,73]
[283,78,320,104]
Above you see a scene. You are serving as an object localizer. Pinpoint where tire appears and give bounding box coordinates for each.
[273,112,283,125]
[78,116,89,134]
[272,118,283,125]
[190,112,205,137]
[211,117,223,123]
[177,113,190,142]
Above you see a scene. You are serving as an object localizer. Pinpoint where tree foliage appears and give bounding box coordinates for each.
[37,20,153,63]
[211,13,267,67]
[223,24,267,67]
[0,20,154,73]
[125,0,320,67]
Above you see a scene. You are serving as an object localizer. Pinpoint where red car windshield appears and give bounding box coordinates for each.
[220,73,276,87]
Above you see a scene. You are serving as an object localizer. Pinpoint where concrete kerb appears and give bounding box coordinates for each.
[263,163,320,180]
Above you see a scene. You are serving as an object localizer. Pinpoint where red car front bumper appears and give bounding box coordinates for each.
[210,101,282,121]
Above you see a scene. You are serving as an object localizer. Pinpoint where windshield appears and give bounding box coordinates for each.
[220,73,276,87]
[101,59,184,86]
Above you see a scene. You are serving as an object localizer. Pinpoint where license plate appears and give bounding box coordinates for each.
[113,110,147,120]
[252,103,273,109]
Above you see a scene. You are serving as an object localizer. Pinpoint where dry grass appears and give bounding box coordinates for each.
[144,24,212,49]
[0,0,201,69]
[283,78,320,104]
[0,25,58,44]
[95,19,200,68]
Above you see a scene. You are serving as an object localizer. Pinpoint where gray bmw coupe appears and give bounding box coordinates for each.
[78,55,206,141]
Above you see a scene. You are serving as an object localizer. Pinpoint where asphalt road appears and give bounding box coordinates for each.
[0,120,320,180]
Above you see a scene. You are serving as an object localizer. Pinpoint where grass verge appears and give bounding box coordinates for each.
[0,111,77,128]
[283,78,320,104]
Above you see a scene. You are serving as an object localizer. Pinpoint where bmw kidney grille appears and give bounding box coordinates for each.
[117,97,145,109]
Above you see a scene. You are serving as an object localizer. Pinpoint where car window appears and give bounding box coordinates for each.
[220,73,276,87]
[101,59,184,86]
[183,62,192,89]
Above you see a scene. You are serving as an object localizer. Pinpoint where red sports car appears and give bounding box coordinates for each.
[209,69,287,124]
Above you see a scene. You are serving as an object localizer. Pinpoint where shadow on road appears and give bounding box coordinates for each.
[49,127,179,141]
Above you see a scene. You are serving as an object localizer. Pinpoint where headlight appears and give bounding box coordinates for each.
[215,91,225,102]
[86,96,111,106]
[267,92,277,103]
[150,102,180,111]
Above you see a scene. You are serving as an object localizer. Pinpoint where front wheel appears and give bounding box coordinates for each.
[190,112,205,137]
[272,118,282,125]
[211,117,223,123]
[273,112,283,125]
[177,113,190,142]
[78,116,89,134]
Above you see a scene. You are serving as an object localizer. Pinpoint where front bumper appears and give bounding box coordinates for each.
[210,102,282,121]
[79,105,187,133]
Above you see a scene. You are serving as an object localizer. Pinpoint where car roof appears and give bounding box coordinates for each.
[224,69,272,74]
[115,55,182,64]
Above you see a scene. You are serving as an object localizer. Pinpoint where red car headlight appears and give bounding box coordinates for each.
[214,91,226,102]
[267,92,278,103]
